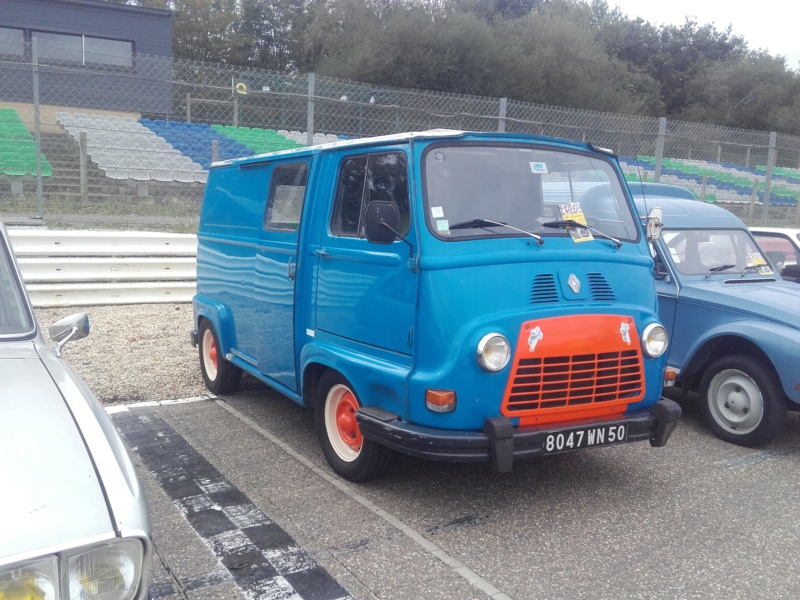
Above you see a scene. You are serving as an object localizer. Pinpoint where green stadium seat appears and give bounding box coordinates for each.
[2,160,28,176]
[26,160,52,176]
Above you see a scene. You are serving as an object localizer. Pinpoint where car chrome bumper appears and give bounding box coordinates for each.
[355,397,681,473]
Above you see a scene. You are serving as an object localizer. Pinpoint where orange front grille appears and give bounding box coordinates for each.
[502,315,645,426]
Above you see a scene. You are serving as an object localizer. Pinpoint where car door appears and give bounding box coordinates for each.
[314,149,418,355]
[255,159,311,391]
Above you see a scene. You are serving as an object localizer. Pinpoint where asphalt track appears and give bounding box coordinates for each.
[109,388,800,600]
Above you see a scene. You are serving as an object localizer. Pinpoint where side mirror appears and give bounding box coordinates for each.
[645,207,663,243]
[365,201,400,244]
[780,264,800,283]
[49,312,90,357]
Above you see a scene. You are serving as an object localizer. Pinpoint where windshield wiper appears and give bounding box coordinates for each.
[704,264,736,278]
[448,218,543,245]
[541,219,622,249]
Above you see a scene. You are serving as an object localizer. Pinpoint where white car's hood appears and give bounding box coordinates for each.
[0,343,113,562]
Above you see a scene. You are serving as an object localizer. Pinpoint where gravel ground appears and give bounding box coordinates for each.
[35,303,263,404]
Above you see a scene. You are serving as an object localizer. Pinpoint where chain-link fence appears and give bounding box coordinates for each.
[1,36,799,232]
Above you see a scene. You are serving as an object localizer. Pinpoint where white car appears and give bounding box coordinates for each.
[749,227,800,283]
[0,220,153,600]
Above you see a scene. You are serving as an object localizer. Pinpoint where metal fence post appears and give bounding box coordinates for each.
[186,92,191,122]
[748,179,758,220]
[498,98,507,133]
[233,96,238,127]
[79,131,88,203]
[307,73,315,147]
[32,38,45,217]
[211,140,219,164]
[654,117,666,183]
[761,132,777,226]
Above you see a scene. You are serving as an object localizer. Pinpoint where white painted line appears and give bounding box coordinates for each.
[215,399,514,600]
[105,396,214,414]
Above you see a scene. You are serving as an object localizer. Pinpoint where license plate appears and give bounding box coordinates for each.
[543,423,627,454]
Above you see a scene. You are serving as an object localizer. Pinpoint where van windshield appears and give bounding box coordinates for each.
[423,144,639,242]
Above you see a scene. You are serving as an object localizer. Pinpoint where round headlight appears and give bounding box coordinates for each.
[641,323,668,357]
[477,333,511,372]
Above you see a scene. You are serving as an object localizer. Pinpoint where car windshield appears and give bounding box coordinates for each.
[423,144,639,242]
[0,234,35,336]
[662,228,773,276]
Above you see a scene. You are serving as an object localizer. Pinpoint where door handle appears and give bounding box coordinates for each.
[287,259,296,281]
[314,248,331,258]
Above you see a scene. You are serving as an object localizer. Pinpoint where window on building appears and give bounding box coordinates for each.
[331,152,410,237]
[32,31,133,67]
[0,27,24,57]
[84,37,133,67]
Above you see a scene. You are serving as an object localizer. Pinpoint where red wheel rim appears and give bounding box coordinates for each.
[335,390,362,450]
[209,339,218,370]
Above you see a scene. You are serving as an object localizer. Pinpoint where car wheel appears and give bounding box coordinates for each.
[700,354,786,447]
[314,371,394,482]
[198,319,241,394]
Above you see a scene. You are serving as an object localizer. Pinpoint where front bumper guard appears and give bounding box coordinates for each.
[355,397,681,473]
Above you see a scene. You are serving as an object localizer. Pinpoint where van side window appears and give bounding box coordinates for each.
[264,162,309,231]
[331,152,410,237]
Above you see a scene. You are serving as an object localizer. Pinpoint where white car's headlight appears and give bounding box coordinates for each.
[68,539,144,600]
[641,323,668,357]
[0,539,146,600]
[0,556,58,600]
[477,333,511,372]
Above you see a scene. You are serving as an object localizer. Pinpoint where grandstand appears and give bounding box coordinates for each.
[0,106,356,213]
[620,156,800,207]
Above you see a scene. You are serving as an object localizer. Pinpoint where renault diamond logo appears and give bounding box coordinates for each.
[568,274,581,294]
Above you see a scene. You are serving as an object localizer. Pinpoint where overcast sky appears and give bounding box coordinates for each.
[609,1,800,71]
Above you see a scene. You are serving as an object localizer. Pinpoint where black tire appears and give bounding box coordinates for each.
[198,319,241,395]
[314,371,394,482]
[699,354,786,447]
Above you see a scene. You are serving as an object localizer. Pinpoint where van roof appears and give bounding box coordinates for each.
[211,129,607,169]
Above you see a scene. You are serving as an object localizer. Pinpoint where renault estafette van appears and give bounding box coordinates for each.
[192,129,681,481]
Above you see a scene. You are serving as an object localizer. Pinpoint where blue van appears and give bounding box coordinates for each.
[192,130,680,481]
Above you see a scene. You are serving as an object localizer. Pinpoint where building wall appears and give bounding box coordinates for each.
[0,0,173,115]
[0,0,172,57]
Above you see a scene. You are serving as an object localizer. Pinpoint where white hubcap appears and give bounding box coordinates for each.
[708,368,764,434]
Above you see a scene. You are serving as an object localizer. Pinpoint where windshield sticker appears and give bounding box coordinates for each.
[431,206,445,219]
[747,252,767,267]
[529,162,549,174]
[558,202,594,243]
[528,326,543,352]
[436,219,450,233]
[758,266,774,275]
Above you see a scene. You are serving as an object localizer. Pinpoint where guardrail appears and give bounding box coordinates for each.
[8,230,197,307]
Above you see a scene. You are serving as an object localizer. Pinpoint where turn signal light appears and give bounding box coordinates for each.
[426,390,456,413]
[663,367,679,387]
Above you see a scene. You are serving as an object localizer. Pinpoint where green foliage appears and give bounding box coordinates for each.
[114,0,800,134]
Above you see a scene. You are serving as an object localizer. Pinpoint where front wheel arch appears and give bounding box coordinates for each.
[682,335,776,392]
